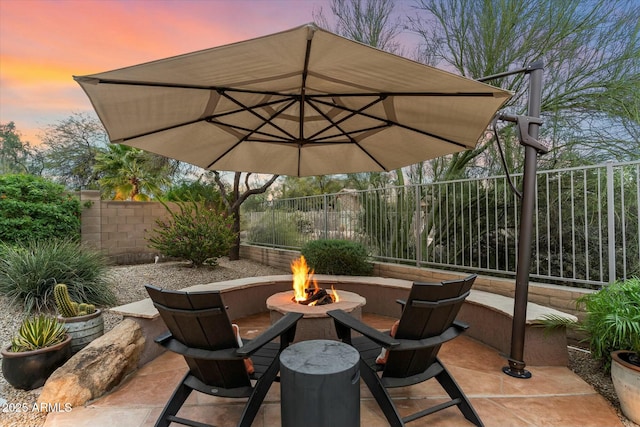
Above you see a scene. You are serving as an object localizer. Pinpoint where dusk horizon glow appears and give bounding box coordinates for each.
[1,0,343,145]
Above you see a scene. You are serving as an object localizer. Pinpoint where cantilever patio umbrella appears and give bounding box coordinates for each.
[77,24,546,378]
[74,23,511,177]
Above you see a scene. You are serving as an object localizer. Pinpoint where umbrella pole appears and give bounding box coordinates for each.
[502,61,544,379]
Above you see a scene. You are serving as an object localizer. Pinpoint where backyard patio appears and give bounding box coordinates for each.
[42,311,622,427]
[27,258,628,427]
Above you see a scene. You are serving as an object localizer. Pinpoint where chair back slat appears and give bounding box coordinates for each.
[383,275,476,378]
[146,285,250,389]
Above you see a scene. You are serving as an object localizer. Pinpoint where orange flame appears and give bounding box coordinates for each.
[331,285,340,302]
[291,256,317,302]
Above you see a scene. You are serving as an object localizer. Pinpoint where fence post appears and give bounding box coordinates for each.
[323,193,329,239]
[415,185,422,267]
[606,162,616,284]
[271,207,276,249]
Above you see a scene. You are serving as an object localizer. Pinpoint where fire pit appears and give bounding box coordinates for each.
[266,256,366,341]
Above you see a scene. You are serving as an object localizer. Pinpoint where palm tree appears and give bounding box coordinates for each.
[93,144,170,201]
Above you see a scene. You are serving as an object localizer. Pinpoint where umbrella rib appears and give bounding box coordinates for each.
[217,89,298,140]
[117,117,206,143]
[304,96,387,141]
[244,123,388,144]
[205,97,300,169]
[219,87,497,98]
[208,121,291,141]
[76,77,497,99]
[206,96,294,120]
[297,95,391,170]
[310,124,390,142]
[311,97,468,149]
[110,94,293,143]
[297,32,316,176]
[299,35,313,142]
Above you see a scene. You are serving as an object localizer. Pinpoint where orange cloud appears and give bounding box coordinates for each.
[1,0,326,146]
[1,56,77,85]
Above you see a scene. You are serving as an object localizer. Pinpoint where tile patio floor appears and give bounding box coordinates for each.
[43,313,622,427]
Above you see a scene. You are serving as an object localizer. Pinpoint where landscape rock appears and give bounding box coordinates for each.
[37,318,144,409]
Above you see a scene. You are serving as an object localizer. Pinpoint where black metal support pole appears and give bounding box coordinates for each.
[502,61,544,379]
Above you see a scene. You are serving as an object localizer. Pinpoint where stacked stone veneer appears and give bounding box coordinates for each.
[78,190,177,265]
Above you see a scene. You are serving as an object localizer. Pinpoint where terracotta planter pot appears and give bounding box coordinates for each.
[611,350,640,425]
[1,334,72,390]
[57,309,104,353]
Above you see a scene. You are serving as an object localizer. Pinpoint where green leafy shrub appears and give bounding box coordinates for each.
[0,239,115,312]
[10,314,68,352]
[0,174,81,244]
[147,201,236,267]
[578,277,640,370]
[301,239,373,276]
[165,180,226,211]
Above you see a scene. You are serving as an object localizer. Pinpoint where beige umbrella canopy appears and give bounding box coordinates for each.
[75,23,511,177]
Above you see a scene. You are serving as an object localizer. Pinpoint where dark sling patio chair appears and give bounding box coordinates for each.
[327,274,483,427]
[145,285,303,427]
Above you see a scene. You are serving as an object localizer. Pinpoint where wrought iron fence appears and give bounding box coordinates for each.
[243,160,640,288]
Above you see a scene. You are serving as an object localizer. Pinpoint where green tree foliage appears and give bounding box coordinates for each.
[93,144,170,201]
[302,239,373,275]
[0,174,81,244]
[280,175,346,198]
[164,178,226,211]
[39,112,109,190]
[0,122,36,174]
[0,239,115,312]
[147,201,236,267]
[410,0,640,178]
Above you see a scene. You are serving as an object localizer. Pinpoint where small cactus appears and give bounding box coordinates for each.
[54,284,96,317]
[54,284,78,317]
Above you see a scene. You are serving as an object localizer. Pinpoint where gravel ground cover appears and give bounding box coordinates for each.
[0,258,636,427]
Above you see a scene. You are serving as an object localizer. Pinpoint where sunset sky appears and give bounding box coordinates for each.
[2,0,404,145]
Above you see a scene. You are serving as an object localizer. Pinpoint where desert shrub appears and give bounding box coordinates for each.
[0,174,81,244]
[147,201,236,267]
[301,239,373,276]
[0,239,115,312]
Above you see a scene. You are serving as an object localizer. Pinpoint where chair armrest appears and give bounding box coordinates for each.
[155,333,239,360]
[394,322,468,351]
[453,319,469,330]
[236,312,303,356]
[396,299,406,308]
[327,309,399,348]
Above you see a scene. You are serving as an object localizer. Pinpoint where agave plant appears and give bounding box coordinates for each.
[10,314,68,352]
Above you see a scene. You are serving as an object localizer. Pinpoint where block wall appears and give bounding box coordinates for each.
[78,190,177,264]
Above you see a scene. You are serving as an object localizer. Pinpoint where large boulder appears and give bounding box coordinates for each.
[37,318,145,409]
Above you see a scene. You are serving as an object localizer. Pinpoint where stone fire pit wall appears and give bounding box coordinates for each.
[112,274,577,368]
